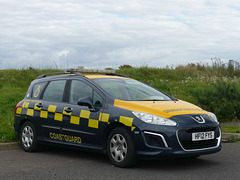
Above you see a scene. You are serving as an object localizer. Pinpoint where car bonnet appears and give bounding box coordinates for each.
[114,99,210,119]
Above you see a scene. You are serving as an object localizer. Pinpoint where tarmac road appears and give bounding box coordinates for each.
[0,142,240,180]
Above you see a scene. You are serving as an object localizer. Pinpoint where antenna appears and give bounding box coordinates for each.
[53,60,58,69]
[67,53,69,68]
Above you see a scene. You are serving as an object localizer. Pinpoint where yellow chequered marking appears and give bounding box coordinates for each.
[98,113,102,120]
[26,109,34,116]
[34,103,41,111]
[80,110,90,119]
[16,108,22,114]
[70,116,80,125]
[54,113,63,121]
[63,107,72,115]
[88,119,99,129]
[40,110,48,118]
[119,116,133,127]
[48,105,57,113]
[22,102,29,109]
[101,113,110,123]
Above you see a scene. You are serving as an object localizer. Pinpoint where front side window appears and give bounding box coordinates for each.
[42,80,66,102]
[93,78,173,101]
[69,80,103,107]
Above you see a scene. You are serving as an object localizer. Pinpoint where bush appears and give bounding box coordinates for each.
[118,64,133,69]
[190,80,240,122]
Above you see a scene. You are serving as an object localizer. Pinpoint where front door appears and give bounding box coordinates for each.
[61,79,105,149]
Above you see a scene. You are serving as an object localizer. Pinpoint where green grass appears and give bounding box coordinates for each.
[221,125,240,133]
[0,112,17,142]
[0,65,240,142]
[222,135,240,142]
[0,68,61,142]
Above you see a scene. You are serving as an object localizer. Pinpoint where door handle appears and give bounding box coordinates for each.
[64,107,72,113]
[36,103,43,108]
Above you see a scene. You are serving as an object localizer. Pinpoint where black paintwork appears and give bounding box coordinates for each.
[14,74,221,159]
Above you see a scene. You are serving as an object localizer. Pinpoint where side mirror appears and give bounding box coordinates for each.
[77,97,95,111]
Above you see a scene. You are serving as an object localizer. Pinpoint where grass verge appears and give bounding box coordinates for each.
[1,65,240,143]
[221,125,240,133]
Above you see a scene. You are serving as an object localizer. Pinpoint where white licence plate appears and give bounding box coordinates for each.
[192,131,214,141]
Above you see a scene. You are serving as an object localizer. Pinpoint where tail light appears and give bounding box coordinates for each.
[14,101,23,116]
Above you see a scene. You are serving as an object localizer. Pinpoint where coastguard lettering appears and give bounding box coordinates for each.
[163,108,203,113]
[49,132,81,143]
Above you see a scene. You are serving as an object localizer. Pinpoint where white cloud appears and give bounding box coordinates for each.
[0,0,240,69]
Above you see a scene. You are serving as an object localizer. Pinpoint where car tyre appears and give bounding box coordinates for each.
[107,127,137,168]
[20,121,39,152]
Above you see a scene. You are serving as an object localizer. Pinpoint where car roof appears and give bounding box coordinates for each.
[34,72,131,83]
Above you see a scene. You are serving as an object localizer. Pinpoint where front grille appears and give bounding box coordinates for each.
[185,127,216,133]
[177,127,220,150]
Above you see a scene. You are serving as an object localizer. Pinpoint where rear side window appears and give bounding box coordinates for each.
[43,80,66,102]
[32,82,47,99]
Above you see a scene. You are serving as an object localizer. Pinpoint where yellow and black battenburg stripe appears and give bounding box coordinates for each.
[15,100,136,131]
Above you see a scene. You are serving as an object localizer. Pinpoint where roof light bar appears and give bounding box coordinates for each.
[66,67,116,74]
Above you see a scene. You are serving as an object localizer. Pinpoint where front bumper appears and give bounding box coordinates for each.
[133,119,221,159]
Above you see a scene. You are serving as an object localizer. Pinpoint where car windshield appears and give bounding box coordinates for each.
[93,78,173,101]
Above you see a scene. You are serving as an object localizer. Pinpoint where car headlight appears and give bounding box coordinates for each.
[132,111,177,126]
[209,112,219,124]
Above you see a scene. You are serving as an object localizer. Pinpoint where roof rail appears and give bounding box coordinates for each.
[36,71,84,79]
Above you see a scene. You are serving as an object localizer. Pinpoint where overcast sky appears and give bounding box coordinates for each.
[1,0,240,70]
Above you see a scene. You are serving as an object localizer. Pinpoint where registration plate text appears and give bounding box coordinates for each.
[192,131,214,141]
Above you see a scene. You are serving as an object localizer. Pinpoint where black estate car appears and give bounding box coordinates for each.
[14,70,221,167]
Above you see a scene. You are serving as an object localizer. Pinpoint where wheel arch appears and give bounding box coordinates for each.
[17,118,29,137]
[19,120,39,152]
[103,122,131,150]
[17,118,36,138]
[105,124,137,167]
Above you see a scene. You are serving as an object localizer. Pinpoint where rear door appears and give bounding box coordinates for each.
[37,79,68,142]
[33,77,109,149]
